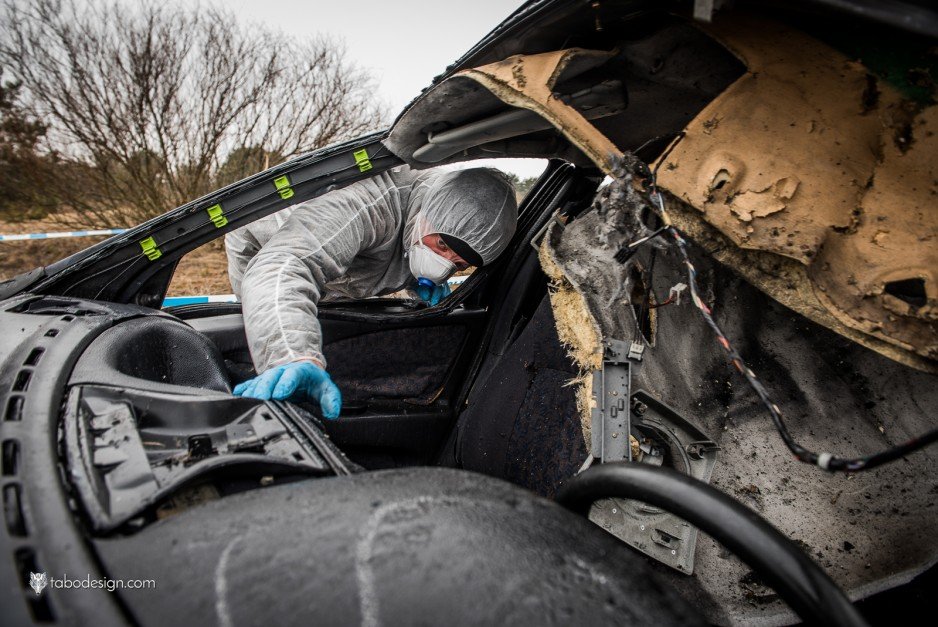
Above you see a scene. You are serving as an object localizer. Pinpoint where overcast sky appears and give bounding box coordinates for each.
[222,0,519,113]
[218,0,547,178]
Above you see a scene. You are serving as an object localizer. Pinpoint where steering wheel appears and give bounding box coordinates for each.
[555,464,867,627]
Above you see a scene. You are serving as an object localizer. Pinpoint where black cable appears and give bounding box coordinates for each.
[555,464,868,627]
[664,200,938,471]
[634,246,656,342]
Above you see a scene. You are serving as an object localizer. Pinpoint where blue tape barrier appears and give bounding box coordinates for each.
[162,294,238,307]
[0,228,127,242]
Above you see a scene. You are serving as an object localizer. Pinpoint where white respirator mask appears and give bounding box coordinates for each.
[408,243,456,286]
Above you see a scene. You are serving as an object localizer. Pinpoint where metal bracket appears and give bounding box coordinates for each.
[589,390,720,575]
[590,339,644,463]
[583,337,719,575]
[529,210,566,253]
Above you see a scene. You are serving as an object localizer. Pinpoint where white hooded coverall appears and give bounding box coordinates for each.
[225,165,518,373]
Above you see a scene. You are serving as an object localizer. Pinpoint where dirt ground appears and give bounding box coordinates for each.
[1,217,232,296]
[165,239,232,295]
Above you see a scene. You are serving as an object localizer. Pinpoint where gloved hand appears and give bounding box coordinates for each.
[233,361,342,420]
[415,281,451,306]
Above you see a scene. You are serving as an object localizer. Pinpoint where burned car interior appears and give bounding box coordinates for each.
[2,1,937,625]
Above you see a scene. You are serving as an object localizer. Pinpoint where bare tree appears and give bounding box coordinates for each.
[0,73,59,221]
[0,0,386,227]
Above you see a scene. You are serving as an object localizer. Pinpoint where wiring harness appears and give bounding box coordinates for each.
[623,144,938,472]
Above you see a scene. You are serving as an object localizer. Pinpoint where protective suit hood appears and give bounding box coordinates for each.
[408,168,518,266]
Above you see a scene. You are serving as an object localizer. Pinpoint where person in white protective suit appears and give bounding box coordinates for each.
[225,165,518,419]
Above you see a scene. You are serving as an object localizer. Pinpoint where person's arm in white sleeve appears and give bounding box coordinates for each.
[239,190,377,372]
[224,228,258,299]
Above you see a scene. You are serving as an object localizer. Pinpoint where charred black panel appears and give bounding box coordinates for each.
[458,296,587,496]
[69,316,230,392]
[324,325,467,402]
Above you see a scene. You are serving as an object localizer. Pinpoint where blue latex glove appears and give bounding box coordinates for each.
[415,281,451,306]
[233,361,342,420]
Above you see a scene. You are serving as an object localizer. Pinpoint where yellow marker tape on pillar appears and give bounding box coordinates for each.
[206,204,227,228]
[353,148,372,172]
[273,175,294,200]
[139,236,162,261]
